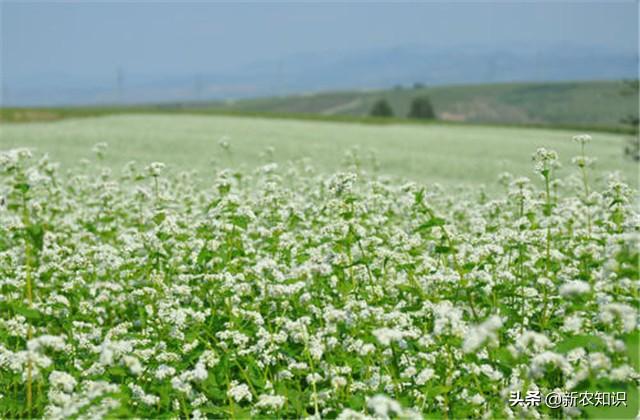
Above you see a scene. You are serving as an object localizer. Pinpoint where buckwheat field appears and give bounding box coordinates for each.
[0,135,638,419]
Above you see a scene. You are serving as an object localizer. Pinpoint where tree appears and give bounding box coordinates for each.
[370,99,394,117]
[620,80,639,161]
[408,96,436,120]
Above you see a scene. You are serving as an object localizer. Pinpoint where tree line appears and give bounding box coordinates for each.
[370,96,436,119]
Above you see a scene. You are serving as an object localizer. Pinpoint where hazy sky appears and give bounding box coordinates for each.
[2,1,638,83]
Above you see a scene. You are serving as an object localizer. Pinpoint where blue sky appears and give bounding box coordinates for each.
[2,1,638,84]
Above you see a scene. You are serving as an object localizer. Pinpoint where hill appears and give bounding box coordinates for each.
[198,81,638,131]
[2,81,637,133]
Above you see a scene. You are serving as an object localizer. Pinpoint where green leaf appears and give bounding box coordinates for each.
[26,223,45,251]
[435,245,452,254]
[153,211,166,225]
[13,305,41,320]
[555,335,606,354]
[14,182,30,193]
[624,331,639,371]
[416,217,446,231]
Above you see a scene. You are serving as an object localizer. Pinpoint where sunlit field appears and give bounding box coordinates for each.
[1,114,636,190]
[0,129,638,417]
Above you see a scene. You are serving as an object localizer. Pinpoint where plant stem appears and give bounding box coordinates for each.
[22,191,34,418]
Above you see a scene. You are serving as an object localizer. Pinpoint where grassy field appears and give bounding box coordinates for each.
[1,113,636,189]
[207,80,638,130]
[1,81,637,134]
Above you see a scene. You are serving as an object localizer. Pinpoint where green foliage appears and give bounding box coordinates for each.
[408,96,436,119]
[369,99,394,117]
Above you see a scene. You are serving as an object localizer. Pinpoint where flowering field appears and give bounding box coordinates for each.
[1,114,637,190]
[0,135,638,418]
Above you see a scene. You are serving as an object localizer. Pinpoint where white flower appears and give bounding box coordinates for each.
[49,371,77,393]
[227,381,252,403]
[145,161,166,177]
[470,394,485,405]
[463,315,503,353]
[415,368,436,385]
[559,280,590,297]
[255,393,286,411]
[337,408,372,420]
[372,328,404,346]
[599,303,637,332]
[531,352,571,378]
[367,394,403,418]
[572,134,592,145]
[122,355,143,376]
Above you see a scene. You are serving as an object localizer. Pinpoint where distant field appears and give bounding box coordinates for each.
[1,81,637,133]
[1,113,635,189]
[210,80,638,130]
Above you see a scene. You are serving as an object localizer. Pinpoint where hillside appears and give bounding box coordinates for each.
[2,81,637,133]
[202,81,638,130]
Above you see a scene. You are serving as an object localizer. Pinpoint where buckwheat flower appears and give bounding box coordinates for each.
[336,408,371,420]
[0,148,32,171]
[463,315,503,353]
[366,394,403,418]
[514,331,553,355]
[1,315,28,337]
[306,373,323,385]
[145,162,166,177]
[260,163,279,174]
[49,371,77,393]
[571,156,596,168]
[331,376,348,389]
[255,393,286,411]
[470,394,485,405]
[227,381,252,403]
[373,327,404,347]
[532,148,559,176]
[401,367,417,379]
[433,301,466,337]
[328,172,357,196]
[182,340,199,354]
[128,383,160,406]
[599,303,637,332]
[155,364,176,380]
[415,367,436,385]
[572,134,592,145]
[192,361,208,381]
[198,350,220,368]
[559,280,590,297]
[588,352,611,371]
[27,335,67,353]
[531,351,571,378]
[122,355,143,376]
[360,343,376,356]
[561,314,584,334]
[277,370,293,380]
[609,365,635,381]
[480,364,503,381]
[170,376,192,394]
